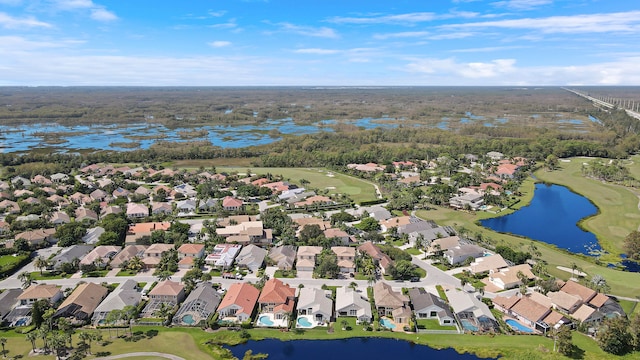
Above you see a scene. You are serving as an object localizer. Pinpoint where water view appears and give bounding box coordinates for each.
[227,338,490,360]
[481,183,601,255]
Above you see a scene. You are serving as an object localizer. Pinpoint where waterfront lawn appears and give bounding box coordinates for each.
[217,167,378,204]
[416,319,456,331]
[416,199,640,298]
[534,157,640,261]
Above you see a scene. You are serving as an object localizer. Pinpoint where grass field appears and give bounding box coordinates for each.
[415,190,640,298]
[534,157,640,261]
[30,271,72,280]
[216,167,379,204]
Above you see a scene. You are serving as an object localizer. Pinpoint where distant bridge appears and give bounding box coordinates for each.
[563,87,640,121]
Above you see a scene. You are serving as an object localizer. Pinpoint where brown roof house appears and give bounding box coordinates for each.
[17,284,63,306]
[358,241,394,274]
[217,282,260,323]
[177,243,205,269]
[222,196,243,212]
[55,282,109,323]
[296,246,322,272]
[143,280,185,317]
[257,279,296,327]
[373,282,409,316]
[332,246,356,273]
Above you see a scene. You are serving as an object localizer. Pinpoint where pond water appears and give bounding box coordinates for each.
[0,117,403,153]
[227,338,491,360]
[481,183,602,256]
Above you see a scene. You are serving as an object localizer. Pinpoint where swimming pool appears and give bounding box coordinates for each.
[182,314,196,325]
[460,319,478,331]
[258,315,274,326]
[506,319,534,333]
[380,318,396,329]
[297,317,313,327]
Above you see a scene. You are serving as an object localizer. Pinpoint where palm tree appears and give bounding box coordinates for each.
[18,271,34,289]
[156,271,172,281]
[36,327,48,353]
[49,331,67,360]
[56,318,74,348]
[121,305,138,336]
[127,256,144,273]
[154,303,173,326]
[34,257,49,275]
[25,332,37,353]
[78,332,92,355]
[0,337,7,358]
[348,282,358,291]
[570,262,578,279]
[106,309,122,337]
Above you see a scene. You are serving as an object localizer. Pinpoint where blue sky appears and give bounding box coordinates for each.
[1,0,639,86]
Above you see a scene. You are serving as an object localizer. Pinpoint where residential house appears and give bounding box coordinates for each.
[294,195,334,208]
[11,176,31,187]
[32,175,52,185]
[392,306,413,328]
[222,196,243,211]
[373,282,409,316]
[296,246,322,272]
[82,226,105,244]
[145,280,185,314]
[332,246,356,273]
[0,289,22,325]
[217,283,260,323]
[110,245,148,268]
[75,208,98,222]
[134,186,152,198]
[126,203,149,218]
[488,264,536,290]
[216,221,273,246]
[335,287,372,324]
[358,241,393,274]
[176,199,197,214]
[50,173,69,183]
[235,244,267,273]
[347,163,385,172]
[296,288,333,325]
[445,286,497,332]
[450,193,484,210]
[17,284,63,306]
[268,245,297,271]
[49,211,71,225]
[177,243,205,269]
[69,192,90,206]
[174,183,197,198]
[13,228,56,247]
[112,187,130,199]
[125,221,170,244]
[101,205,122,218]
[90,189,108,202]
[205,244,242,268]
[469,254,509,275]
[173,283,222,326]
[55,283,108,322]
[143,243,174,268]
[323,228,351,246]
[258,279,296,323]
[92,280,141,325]
[0,200,20,214]
[571,304,604,325]
[50,244,93,271]
[151,202,173,216]
[444,244,486,265]
[548,291,583,314]
[486,151,504,161]
[428,236,462,255]
[80,245,121,268]
[408,288,455,326]
[493,295,550,330]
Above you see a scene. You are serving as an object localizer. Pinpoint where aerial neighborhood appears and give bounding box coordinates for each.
[0,152,628,356]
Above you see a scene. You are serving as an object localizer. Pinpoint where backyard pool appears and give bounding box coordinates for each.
[297,317,313,327]
[380,318,396,329]
[258,315,274,326]
[505,319,534,333]
[182,314,195,325]
[460,319,478,332]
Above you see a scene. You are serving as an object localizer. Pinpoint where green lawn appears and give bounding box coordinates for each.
[415,175,640,298]
[117,269,138,277]
[0,254,23,266]
[274,270,296,278]
[406,248,422,255]
[218,167,378,204]
[416,318,456,331]
[30,271,72,280]
[82,269,110,278]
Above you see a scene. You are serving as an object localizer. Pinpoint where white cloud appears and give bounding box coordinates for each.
[373,31,430,40]
[328,12,437,25]
[208,10,227,17]
[209,18,238,29]
[209,41,231,47]
[294,48,340,55]
[491,0,553,10]
[450,45,528,53]
[271,22,339,38]
[0,12,52,28]
[90,8,117,22]
[0,35,84,50]
[443,11,640,34]
[55,0,94,9]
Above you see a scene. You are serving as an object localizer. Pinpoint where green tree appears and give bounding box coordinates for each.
[597,317,632,355]
[26,332,37,353]
[18,271,34,289]
[34,256,49,275]
[555,326,573,356]
[299,224,323,244]
[55,222,88,247]
[545,154,559,170]
[389,259,419,280]
[624,230,640,260]
[314,249,340,279]
[355,217,380,232]
[0,338,6,359]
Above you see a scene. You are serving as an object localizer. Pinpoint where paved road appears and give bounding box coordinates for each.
[98,352,185,360]
[1,250,462,292]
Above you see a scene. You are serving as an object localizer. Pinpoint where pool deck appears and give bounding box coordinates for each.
[256,312,288,328]
[380,316,405,332]
[295,315,327,329]
[504,317,537,334]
